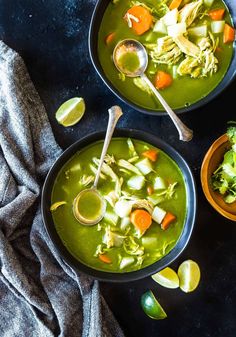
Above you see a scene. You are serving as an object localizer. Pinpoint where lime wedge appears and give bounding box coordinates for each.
[55,97,85,127]
[141,290,167,320]
[151,267,179,289]
[177,260,201,293]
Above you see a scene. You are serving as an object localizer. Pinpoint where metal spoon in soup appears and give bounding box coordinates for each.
[113,39,193,142]
[73,105,123,225]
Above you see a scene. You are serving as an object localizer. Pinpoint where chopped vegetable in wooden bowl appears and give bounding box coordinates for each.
[201,122,236,221]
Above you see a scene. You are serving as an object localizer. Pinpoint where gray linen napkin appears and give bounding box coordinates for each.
[0,41,125,337]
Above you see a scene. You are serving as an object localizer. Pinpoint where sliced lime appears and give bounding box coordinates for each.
[178,260,201,293]
[141,290,167,320]
[55,97,85,127]
[151,267,179,289]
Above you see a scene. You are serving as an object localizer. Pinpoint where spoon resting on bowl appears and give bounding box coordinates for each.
[113,39,193,142]
[73,105,123,225]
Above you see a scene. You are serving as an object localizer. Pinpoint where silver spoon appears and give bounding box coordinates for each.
[73,105,123,225]
[113,39,193,142]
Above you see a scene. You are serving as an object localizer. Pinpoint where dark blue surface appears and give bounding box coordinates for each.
[0,1,236,336]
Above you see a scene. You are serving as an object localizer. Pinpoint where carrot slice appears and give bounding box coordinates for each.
[169,0,183,10]
[154,71,173,90]
[161,212,176,230]
[130,209,152,234]
[124,5,153,35]
[142,149,158,162]
[98,254,112,264]
[208,8,225,21]
[105,32,116,45]
[223,23,235,44]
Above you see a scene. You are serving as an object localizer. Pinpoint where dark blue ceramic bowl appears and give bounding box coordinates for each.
[88,0,236,116]
[41,129,197,282]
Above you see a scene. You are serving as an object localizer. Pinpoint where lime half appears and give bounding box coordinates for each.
[55,97,85,127]
[141,290,167,320]
[178,260,201,293]
[151,267,179,289]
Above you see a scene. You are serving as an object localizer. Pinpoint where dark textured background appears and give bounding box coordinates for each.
[0,1,236,336]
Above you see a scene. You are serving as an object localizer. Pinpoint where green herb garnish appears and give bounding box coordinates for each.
[211,122,236,204]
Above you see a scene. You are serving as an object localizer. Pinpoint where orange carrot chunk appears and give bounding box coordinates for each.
[154,71,173,90]
[161,212,176,230]
[142,149,158,162]
[98,254,112,264]
[105,32,116,45]
[130,209,152,234]
[223,23,235,43]
[208,8,225,20]
[169,0,183,10]
[124,5,153,35]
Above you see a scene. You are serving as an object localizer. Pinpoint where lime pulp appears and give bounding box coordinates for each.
[55,97,85,127]
[177,260,201,293]
[151,267,180,289]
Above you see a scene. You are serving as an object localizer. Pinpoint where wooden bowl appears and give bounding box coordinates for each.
[201,134,236,221]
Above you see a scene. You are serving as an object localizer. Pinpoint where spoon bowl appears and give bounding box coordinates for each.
[113,39,148,77]
[73,188,107,225]
[113,39,193,142]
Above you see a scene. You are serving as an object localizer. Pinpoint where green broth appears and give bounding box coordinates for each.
[51,138,187,273]
[98,0,234,111]
[118,51,140,73]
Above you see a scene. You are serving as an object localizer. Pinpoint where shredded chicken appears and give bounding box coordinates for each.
[104,191,119,207]
[146,36,183,65]
[178,0,203,27]
[119,195,154,214]
[93,157,118,181]
[117,159,142,175]
[124,13,139,28]
[103,227,125,248]
[79,175,94,187]
[174,35,200,57]
[104,154,116,165]
[177,35,218,78]
[131,199,154,214]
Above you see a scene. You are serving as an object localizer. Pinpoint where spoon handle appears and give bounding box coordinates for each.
[93,105,123,188]
[141,74,193,142]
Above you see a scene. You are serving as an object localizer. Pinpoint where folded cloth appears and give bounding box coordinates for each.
[0,41,125,337]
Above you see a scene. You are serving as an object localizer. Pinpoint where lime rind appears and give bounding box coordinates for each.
[141,290,167,320]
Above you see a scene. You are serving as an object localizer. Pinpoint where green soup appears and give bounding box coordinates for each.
[98,0,234,111]
[51,138,187,273]
[118,51,141,73]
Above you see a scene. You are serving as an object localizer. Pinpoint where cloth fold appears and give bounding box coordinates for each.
[0,41,124,337]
